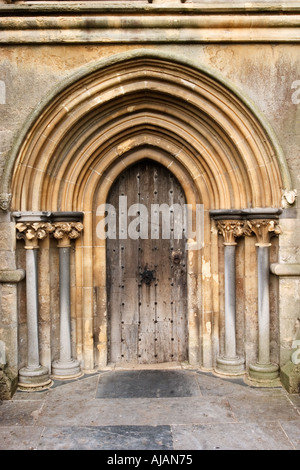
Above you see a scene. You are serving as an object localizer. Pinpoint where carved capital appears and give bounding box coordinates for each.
[0,193,12,211]
[216,219,246,245]
[16,222,54,248]
[51,222,83,247]
[247,219,281,246]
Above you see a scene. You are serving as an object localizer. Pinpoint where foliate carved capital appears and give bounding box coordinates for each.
[51,222,83,247]
[16,222,54,248]
[216,220,247,245]
[247,219,281,246]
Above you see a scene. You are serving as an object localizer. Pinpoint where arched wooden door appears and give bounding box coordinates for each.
[107,160,188,364]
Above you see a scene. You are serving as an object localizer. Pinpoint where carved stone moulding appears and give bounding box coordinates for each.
[13,211,84,223]
[0,193,12,212]
[15,221,55,248]
[210,209,250,244]
[209,209,243,221]
[51,212,83,223]
[13,211,84,247]
[210,208,282,221]
[12,211,52,223]
[210,209,282,236]
[243,208,282,220]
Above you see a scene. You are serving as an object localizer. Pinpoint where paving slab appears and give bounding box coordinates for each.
[36,394,235,427]
[0,426,44,450]
[36,425,173,450]
[195,372,285,398]
[288,394,300,410]
[171,422,295,450]
[227,394,300,422]
[10,389,50,401]
[0,399,44,426]
[0,370,299,450]
[96,370,201,399]
[279,420,300,450]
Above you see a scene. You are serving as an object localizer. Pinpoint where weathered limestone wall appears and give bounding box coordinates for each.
[0,43,299,185]
[0,2,299,395]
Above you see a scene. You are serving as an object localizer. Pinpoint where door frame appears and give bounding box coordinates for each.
[93,148,204,369]
[106,159,189,365]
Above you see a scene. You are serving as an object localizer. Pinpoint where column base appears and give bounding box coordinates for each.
[18,365,51,388]
[248,362,279,382]
[51,359,81,379]
[215,356,245,376]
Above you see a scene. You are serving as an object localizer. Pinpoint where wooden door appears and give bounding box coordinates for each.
[107,160,188,364]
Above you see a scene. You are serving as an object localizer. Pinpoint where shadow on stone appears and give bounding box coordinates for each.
[96,370,201,399]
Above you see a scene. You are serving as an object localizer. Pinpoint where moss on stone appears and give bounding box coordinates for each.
[0,364,18,400]
[280,360,300,394]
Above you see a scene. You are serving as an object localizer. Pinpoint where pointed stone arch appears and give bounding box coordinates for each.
[5,50,291,371]
[5,50,291,212]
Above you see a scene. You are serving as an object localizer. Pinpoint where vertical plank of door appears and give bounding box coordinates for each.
[121,165,139,363]
[154,167,173,363]
[138,161,157,363]
[107,173,123,364]
[171,177,188,362]
[107,160,188,365]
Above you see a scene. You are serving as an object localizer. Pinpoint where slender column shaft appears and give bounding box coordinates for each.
[26,248,40,369]
[257,245,270,365]
[51,220,83,379]
[19,245,50,385]
[214,218,245,375]
[59,246,72,363]
[52,240,80,377]
[16,218,52,388]
[224,244,237,358]
[247,217,281,382]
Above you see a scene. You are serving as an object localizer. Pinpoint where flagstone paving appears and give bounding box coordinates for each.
[0,369,299,450]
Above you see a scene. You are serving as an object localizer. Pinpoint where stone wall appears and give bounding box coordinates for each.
[0,1,299,396]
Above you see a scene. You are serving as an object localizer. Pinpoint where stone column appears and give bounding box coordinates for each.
[16,218,53,387]
[215,218,246,375]
[247,218,281,382]
[51,217,83,379]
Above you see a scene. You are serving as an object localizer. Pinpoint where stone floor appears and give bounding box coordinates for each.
[0,367,300,450]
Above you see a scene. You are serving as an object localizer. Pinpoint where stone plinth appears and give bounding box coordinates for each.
[280,361,300,394]
[0,363,18,400]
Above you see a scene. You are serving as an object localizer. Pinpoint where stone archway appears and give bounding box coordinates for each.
[4,50,290,382]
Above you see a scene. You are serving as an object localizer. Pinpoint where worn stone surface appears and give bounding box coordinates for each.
[0,426,44,451]
[0,364,18,400]
[227,394,299,423]
[278,277,300,366]
[280,361,300,394]
[0,223,15,251]
[0,269,25,283]
[37,425,173,451]
[96,370,201,399]
[279,421,300,450]
[194,370,283,397]
[172,421,295,450]
[0,2,299,394]
[0,371,299,450]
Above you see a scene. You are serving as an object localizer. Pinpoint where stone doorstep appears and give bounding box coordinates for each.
[280,361,300,395]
